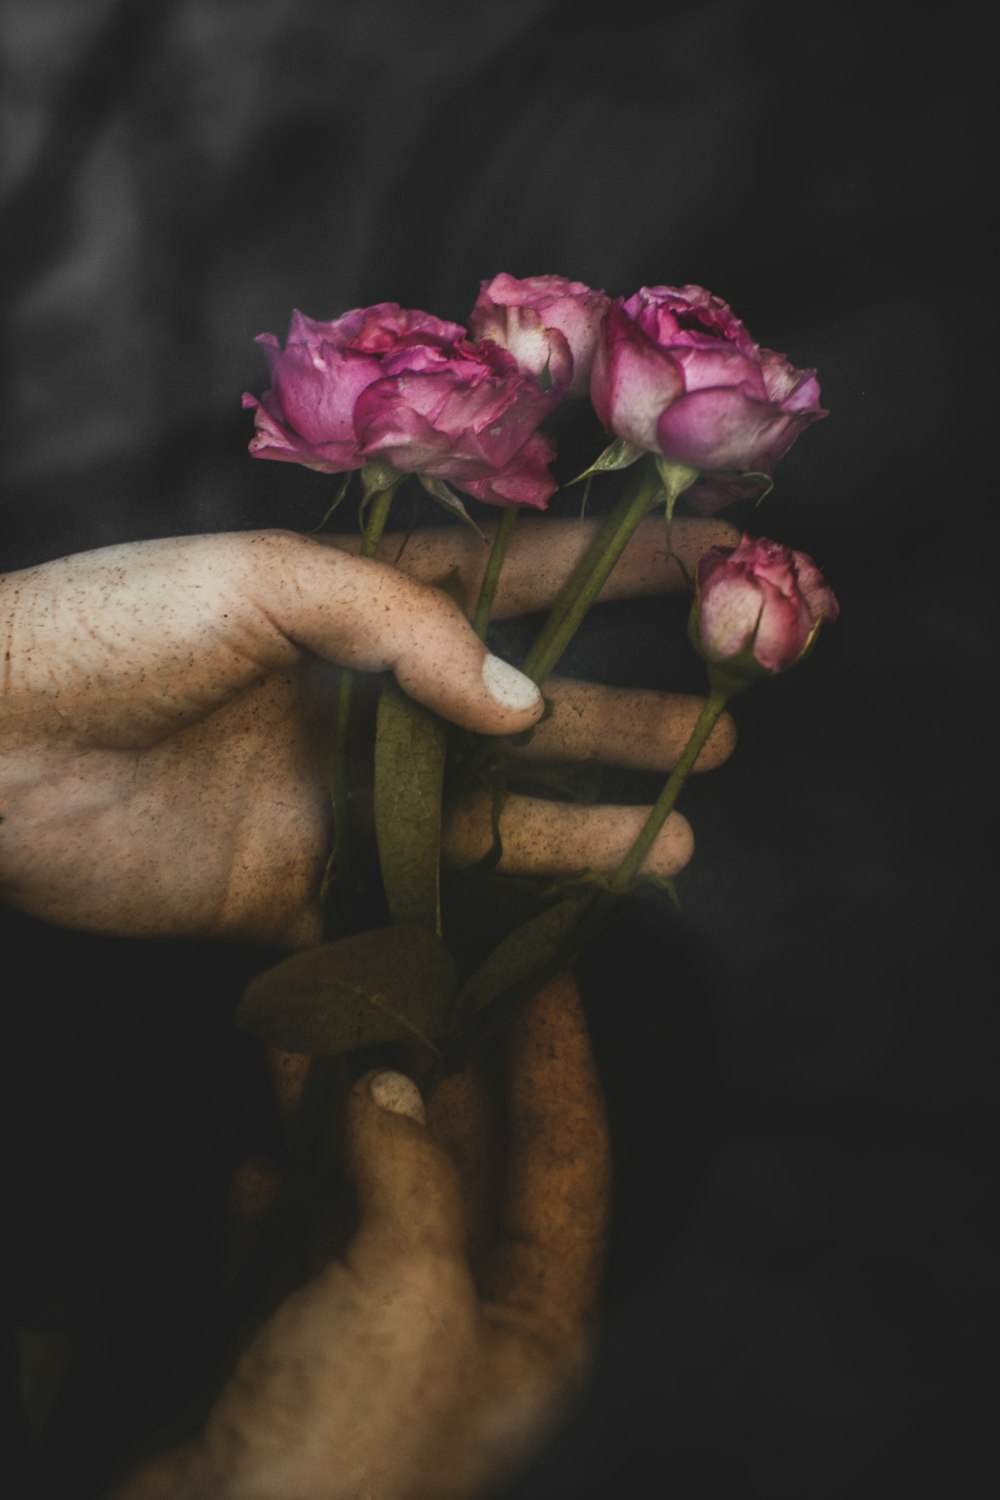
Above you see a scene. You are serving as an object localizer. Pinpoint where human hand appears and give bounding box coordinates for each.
[112,970,610,1500]
[0,516,736,945]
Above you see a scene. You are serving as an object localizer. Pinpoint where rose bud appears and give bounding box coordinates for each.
[591,284,826,511]
[469,273,610,399]
[691,533,839,684]
[243,304,559,508]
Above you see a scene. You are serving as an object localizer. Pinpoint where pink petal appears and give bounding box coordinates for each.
[591,303,684,450]
[271,344,379,454]
[753,579,814,671]
[656,386,800,472]
[700,571,765,659]
[452,432,557,509]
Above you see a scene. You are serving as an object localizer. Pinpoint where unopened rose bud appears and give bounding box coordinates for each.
[691,533,839,685]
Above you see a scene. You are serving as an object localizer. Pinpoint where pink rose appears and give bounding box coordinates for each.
[693,533,839,676]
[590,285,826,511]
[468,273,610,399]
[242,304,558,508]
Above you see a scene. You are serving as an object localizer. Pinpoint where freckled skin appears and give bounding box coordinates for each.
[3,521,737,1497]
[0,518,736,945]
[113,975,611,1500]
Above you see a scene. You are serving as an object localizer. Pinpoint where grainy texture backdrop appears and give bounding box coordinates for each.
[3,2,995,1497]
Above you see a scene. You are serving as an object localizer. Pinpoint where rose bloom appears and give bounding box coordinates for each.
[591,285,826,510]
[242,303,559,508]
[468,273,610,399]
[694,533,839,675]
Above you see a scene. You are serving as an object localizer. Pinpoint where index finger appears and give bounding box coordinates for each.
[337,513,739,619]
[478,971,611,1339]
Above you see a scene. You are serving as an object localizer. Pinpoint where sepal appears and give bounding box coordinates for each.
[418,476,487,538]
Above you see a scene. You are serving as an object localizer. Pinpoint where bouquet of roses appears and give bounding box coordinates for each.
[236,275,838,1066]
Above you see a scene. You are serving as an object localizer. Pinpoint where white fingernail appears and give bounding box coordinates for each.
[482,653,541,711]
[369,1070,426,1124]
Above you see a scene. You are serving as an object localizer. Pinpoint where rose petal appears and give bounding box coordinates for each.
[591,303,684,450]
[668,341,769,399]
[354,387,456,473]
[656,385,806,472]
[791,551,840,624]
[452,431,557,510]
[752,576,816,671]
[270,343,379,459]
[242,390,356,472]
[699,569,765,659]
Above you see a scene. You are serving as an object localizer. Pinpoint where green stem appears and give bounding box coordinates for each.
[358,481,397,560]
[521,466,661,685]
[455,694,729,1059]
[472,505,517,638]
[322,481,400,934]
[608,689,729,894]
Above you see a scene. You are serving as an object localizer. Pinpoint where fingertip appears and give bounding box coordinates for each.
[670,516,741,572]
[344,1070,468,1262]
[395,636,542,737]
[709,518,741,549]
[481,652,544,717]
[444,794,695,881]
[368,1068,426,1124]
[345,1068,427,1139]
[651,809,694,878]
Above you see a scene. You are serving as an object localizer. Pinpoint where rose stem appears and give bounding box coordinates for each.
[459,689,729,1060]
[518,468,658,684]
[520,458,701,687]
[608,688,729,894]
[323,481,399,935]
[472,505,518,639]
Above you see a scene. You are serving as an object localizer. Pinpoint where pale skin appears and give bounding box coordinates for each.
[0,514,737,1498]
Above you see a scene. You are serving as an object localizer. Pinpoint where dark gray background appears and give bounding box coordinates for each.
[3,2,996,1496]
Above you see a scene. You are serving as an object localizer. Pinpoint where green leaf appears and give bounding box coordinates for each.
[310,472,353,532]
[235,924,457,1056]
[454,896,586,1017]
[418,476,487,538]
[374,679,447,932]
[569,435,646,485]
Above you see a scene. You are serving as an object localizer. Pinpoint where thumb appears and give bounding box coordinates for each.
[256,532,544,735]
[343,1069,469,1267]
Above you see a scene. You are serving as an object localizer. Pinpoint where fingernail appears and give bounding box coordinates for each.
[369,1070,426,1124]
[482,652,542,711]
